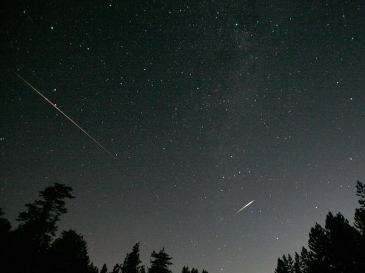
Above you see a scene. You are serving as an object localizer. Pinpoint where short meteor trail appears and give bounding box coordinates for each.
[236,200,255,214]
[15,72,116,159]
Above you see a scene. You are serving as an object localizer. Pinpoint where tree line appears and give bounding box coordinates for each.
[274,181,365,273]
[0,183,208,273]
[1,181,365,273]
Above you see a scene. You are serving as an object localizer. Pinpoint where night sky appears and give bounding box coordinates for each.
[1,1,365,273]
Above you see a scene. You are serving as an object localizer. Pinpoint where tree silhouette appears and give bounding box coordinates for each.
[0,208,11,272]
[292,252,301,273]
[8,183,73,273]
[182,265,208,273]
[121,243,143,273]
[17,183,73,250]
[306,210,363,273]
[298,247,310,273]
[354,181,365,272]
[89,263,100,273]
[148,248,172,273]
[0,208,11,234]
[274,181,365,273]
[275,252,305,273]
[325,212,360,272]
[49,229,93,273]
[191,268,199,273]
[355,181,365,234]
[112,264,122,273]
[1,183,210,273]
[275,255,293,273]
[182,266,190,273]
[100,264,108,273]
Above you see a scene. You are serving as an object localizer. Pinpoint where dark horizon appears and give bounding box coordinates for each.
[1,180,365,273]
[1,1,365,273]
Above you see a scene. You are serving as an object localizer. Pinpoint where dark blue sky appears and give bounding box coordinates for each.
[1,1,365,273]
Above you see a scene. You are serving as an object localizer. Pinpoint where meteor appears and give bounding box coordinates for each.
[15,72,116,159]
[236,200,255,214]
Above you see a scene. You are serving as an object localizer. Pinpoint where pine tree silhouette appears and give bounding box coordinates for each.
[89,263,100,273]
[298,247,310,273]
[182,266,190,273]
[354,181,365,272]
[121,243,143,273]
[100,264,108,273]
[191,268,199,273]
[275,255,293,273]
[148,248,172,273]
[292,252,301,273]
[112,264,122,273]
[274,181,365,273]
[10,183,73,273]
[182,265,207,273]
[17,183,74,249]
[49,229,93,273]
[355,181,365,234]
[1,183,210,273]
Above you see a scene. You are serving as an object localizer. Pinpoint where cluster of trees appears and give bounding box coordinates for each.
[275,181,365,273]
[0,183,207,273]
[182,266,208,273]
[2,181,364,273]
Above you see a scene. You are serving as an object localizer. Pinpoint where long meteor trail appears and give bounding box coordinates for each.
[236,200,255,214]
[15,72,116,159]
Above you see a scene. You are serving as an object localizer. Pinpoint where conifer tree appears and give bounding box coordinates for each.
[17,183,74,249]
[100,264,108,273]
[275,258,288,273]
[112,264,122,273]
[298,247,310,273]
[325,212,360,273]
[354,181,365,234]
[275,181,365,273]
[89,263,100,273]
[293,252,302,273]
[121,243,142,273]
[50,229,92,273]
[12,183,73,273]
[148,248,172,273]
[182,266,190,273]
[275,255,293,273]
[353,181,365,273]
[191,268,198,273]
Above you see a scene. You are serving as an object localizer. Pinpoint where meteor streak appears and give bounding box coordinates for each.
[15,72,116,159]
[236,200,255,214]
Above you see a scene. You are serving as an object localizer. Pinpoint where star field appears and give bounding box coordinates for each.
[1,1,365,273]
